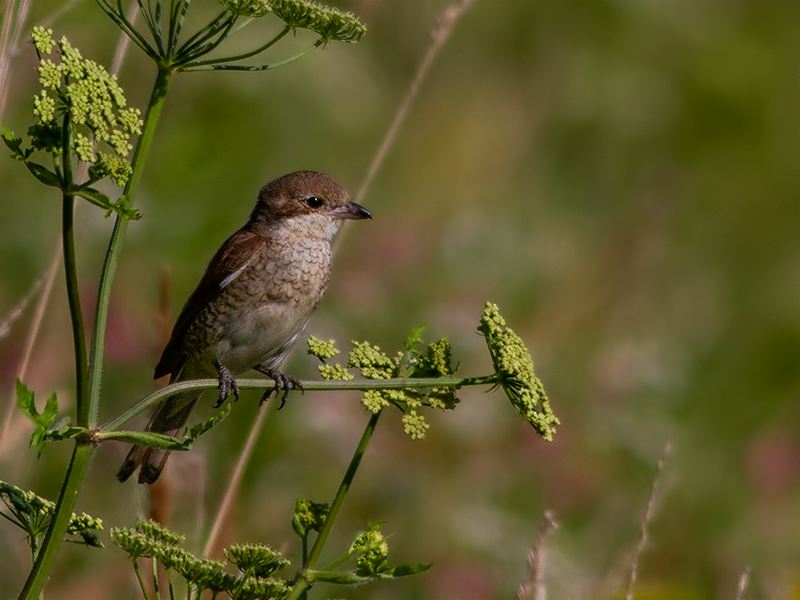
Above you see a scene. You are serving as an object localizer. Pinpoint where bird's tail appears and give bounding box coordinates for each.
[116,390,200,484]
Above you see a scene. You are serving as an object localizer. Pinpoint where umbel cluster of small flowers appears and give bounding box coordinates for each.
[308,303,559,443]
[478,302,559,441]
[29,26,142,186]
[307,331,459,440]
[219,0,366,42]
[0,480,103,552]
[111,520,291,599]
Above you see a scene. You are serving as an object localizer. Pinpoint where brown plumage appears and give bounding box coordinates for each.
[117,171,371,484]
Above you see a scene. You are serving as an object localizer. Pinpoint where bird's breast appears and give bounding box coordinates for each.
[187,237,333,374]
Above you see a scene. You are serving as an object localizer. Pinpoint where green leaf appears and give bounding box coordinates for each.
[378,563,431,578]
[179,401,232,448]
[25,161,61,187]
[74,186,114,211]
[404,324,426,353]
[16,380,60,449]
[1,128,30,160]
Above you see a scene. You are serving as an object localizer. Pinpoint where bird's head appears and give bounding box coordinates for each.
[250,171,371,238]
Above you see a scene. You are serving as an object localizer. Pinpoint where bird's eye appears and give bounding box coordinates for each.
[304,196,324,209]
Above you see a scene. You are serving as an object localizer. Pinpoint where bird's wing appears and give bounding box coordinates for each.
[154,228,268,379]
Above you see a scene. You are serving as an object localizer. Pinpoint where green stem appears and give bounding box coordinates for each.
[133,559,150,599]
[181,40,323,71]
[87,65,173,428]
[287,411,382,600]
[59,113,89,425]
[186,25,288,67]
[17,444,93,599]
[17,67,174,600]
[100,374,498,432]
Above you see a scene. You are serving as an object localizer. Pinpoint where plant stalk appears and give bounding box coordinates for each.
[87,65,173,428]
[17,66,174,600]
[287,411,382,600]
[101,374,498,432]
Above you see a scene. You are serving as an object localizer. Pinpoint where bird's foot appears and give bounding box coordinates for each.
[214,362,239,408]
[257,368,302,409]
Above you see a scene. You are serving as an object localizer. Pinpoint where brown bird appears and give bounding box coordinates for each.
[117,171,371,484]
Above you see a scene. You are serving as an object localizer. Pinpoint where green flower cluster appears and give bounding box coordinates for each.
[307,336,354,381]
[478,302,559,441]
[292,498,329,537]
[28,26,142,186]
[0,480,103,551]
[345,333,459,440]
[349,522,389,576]
[218,0,366,42]
[225,543,290,577]
[111,520,292,598]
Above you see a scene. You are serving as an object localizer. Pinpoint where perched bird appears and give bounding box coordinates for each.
[117,171,371,484]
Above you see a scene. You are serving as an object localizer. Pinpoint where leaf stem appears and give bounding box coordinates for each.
[287,411,382,600]
[181,40,322,71]
[186,25,289,67]
[100,374,498,432]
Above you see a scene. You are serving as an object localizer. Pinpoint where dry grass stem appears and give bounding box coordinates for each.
[735,566,750,600]
[353,0,474,204]
[0,275,44,340]
[0,0,34,120]
[625,441,672,600]
[0,250,59,444]
[516,510,558,600]
[203,403,272,558]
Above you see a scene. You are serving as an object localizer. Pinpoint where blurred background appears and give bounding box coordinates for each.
[1,0,799,598]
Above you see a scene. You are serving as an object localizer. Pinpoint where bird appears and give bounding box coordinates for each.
[117,170,372,484]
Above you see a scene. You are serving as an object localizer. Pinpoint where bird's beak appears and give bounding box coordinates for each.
[333,201,372,220]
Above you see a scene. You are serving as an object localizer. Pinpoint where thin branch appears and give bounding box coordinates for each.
[100,374,498,432]
[516,510,558,600]
[0,276,43,341]
[286,411,382,600]
[174,13,236,64]
[175,10,229,57]
[354,0,474,205]
[180,42,322,71]
[625,441,672,600]
[187,26,289,68]
[136,0,165,56]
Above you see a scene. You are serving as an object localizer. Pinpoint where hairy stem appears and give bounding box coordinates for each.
[87,65,173,428]
[288,411,382,600]
[100,374,498,432]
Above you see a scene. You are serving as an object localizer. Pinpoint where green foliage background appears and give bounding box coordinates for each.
[1,0,798,598]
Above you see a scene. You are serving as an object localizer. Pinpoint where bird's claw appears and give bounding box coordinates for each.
[214,363,239,408]
[259,371,302,409]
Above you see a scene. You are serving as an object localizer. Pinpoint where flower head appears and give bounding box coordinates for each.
[269,0,367,42]
[20,30,143,188]
[292,498,329,537]
[350,522,389,576]
[479,302,558,441]
[225,543,289,577]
